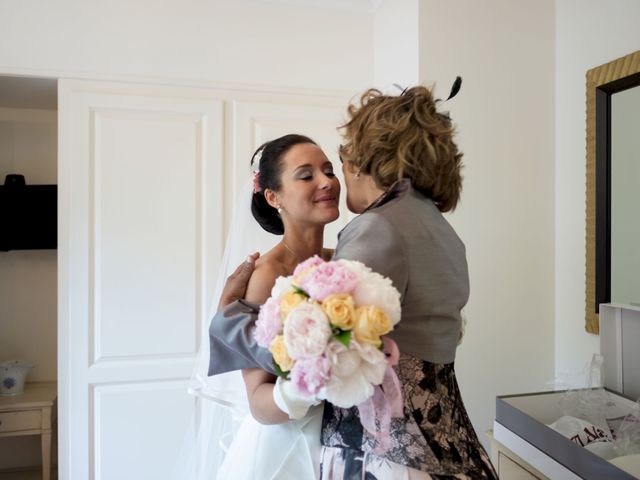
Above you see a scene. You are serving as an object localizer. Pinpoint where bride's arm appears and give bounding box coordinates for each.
[241,263,290,425]
[242,368,288,424]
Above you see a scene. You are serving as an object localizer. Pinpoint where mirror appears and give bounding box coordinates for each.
[585,50,640,334]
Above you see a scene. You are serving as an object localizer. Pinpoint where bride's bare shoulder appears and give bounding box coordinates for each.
[245,256,287,304]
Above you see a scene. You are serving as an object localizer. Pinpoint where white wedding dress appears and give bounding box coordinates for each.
[177,176,323,480]
[217,403,323,480]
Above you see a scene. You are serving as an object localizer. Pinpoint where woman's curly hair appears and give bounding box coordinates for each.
[339,85,463,212]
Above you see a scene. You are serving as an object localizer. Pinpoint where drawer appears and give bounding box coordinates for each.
[498,451,542,480]
[0,409,42,433]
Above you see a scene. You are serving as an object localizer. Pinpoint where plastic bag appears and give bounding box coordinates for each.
[556,354,613,443]
[551,353,640,458]
[611,401,640,456]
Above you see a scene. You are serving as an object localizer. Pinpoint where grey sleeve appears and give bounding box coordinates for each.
[208,299,276,376]
[334,214,408,298]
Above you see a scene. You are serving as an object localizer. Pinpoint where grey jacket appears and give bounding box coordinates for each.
[209,179,468,376]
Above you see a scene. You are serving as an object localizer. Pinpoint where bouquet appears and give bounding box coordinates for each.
[254,255,402,409]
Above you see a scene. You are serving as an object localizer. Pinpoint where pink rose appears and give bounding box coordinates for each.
[284,302,332,358]
[291,355,331,398]
[299,261,358,302]
[254,296,282,347]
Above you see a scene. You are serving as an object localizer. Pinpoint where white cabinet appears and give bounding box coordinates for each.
[490,430,548,479]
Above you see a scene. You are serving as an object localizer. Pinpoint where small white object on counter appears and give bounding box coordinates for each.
[0,360,33,396]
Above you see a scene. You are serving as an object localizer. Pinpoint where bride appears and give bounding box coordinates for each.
[181,133,340,479]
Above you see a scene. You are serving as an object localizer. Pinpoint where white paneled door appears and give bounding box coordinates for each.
[58,80,224,480]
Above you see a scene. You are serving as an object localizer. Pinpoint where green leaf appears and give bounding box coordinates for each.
[273,361,290,379]
[292,285,310,298]
[334,330,351,348]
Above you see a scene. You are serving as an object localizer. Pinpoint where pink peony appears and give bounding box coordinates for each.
[293,255,326,277]
[290,355,331,398]
[254,296,282,347]
[283,302,332,358]
[299,261,358,302]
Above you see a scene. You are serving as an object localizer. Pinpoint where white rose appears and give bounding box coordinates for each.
[325,340,361,377]
[355,340,387,386]
[283,302,332,359]
[324,340,388,408]
[337,260,401,326]
[271,275,293,299]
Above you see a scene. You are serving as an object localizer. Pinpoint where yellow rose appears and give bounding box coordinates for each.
[354,306,392,347]
[280,291,306,319]
[269,335,294,372]
[322,294,356,330]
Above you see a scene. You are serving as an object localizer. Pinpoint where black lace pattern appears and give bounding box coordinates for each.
[320,354,497,479]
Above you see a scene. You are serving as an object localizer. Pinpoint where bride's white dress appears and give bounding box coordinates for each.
[217,403,324,480]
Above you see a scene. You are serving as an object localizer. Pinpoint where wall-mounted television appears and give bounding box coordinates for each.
[0,175,57,251]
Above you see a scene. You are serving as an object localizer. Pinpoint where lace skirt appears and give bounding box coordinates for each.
[319,355,497,479]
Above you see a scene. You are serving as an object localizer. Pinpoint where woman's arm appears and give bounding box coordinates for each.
[241,263,289,425]
[241,368,288,424]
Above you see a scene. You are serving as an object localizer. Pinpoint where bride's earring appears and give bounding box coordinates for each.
[354,169,361,179]
[277,206,282,214]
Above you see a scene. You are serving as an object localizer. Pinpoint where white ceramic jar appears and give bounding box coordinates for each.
[0,360,33,395]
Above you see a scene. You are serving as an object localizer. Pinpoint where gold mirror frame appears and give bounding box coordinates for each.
[585,50,640,334]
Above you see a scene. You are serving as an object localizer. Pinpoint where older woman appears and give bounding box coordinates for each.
[210,85,497,479]
[317,86,496,478]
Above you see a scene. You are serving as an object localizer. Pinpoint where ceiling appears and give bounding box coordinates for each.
[0,0,385,112]
[0,76,57,110]
[255,0,384,13]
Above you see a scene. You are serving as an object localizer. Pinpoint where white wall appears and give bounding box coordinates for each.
[421,0,556,446]
[0,107,57,470]
[0,0,373,93]
[373,0,420,91]
[555,0,640,379]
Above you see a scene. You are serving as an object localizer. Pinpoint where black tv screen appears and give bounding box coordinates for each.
[0,184,57,251]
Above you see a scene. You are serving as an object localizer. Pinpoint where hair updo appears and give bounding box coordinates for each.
[250,133,317,234]
[339,85,463,212]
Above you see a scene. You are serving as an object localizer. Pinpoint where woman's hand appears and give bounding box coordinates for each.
[217,252,260,308]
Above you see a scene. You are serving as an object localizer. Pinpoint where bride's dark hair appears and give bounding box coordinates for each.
[250,134,317,234]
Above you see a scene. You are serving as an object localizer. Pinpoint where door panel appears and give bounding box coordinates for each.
[94,380,193,480]
[58,80,223,479]
[93,110,200,361]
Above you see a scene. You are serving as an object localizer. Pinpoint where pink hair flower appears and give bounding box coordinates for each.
[253,170,262,194]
